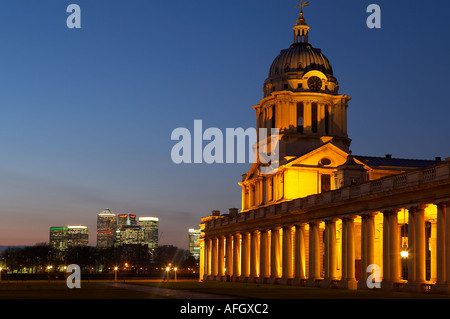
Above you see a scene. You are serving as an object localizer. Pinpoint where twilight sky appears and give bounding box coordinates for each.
[0,0,448,249]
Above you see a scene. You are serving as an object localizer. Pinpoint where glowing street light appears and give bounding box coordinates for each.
[114,267,118,281]
[165,266,170,282]
[174,267,177,281]
[47,266,53,281]
[0,267,2,282]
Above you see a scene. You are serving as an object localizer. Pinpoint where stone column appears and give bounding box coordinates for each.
[436,203,446,285]
[204,238,211,281]
[433,202,450,293]
[407,207,416,284]
[406,205,427,292]
[250,230,260,281]
[258,229,270,283]
[303,101,312,133]
[306,221,321,286]
[269,227,282,283]
[341,217,348,282]
[382,209,400,290]
[382,212,390,285]
[240,232,250,281]
[339,216,357,289]
[232,233,241,281]
[294,223,307,285]
[358,212,378,289]
[415,206,426,286]
[281,226,293,284]
[218,236,225,280]
[389,210,401,284]
[322,219,338,288]
[358,215,367,289]
[211,237,218,278]
[225,234,233,279]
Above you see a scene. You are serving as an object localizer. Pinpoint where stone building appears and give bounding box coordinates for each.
[199,8,450,294]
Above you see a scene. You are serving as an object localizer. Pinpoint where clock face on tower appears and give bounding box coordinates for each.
[307,76,322,91]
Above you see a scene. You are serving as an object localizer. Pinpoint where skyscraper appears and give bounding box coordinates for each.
[115,225,145,246]
[188,228,201,260]
[49,226,68,251]
[50,225,89,250]
[117,213,137,227]
[97,209,117,249]
[67,226,89,247]
[138,217,159,250]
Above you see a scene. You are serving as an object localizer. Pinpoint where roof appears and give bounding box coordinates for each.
[268,42,334,79]
[353,155,442,169]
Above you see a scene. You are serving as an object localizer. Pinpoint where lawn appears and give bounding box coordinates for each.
[0,281,164,299]
[1,280,450,300]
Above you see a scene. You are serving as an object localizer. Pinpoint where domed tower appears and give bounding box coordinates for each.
[240,5,354,211]
[255,6,352,160]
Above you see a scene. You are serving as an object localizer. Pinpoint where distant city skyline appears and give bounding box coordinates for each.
[0,1,449,250]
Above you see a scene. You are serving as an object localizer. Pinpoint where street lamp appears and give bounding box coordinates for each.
[174,267,178,281]
[0,267,2,282]
[165,266,170,282]
[47,266,52,281]
[114,267,118,281]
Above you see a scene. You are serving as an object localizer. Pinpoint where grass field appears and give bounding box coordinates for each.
[1,280,450,299]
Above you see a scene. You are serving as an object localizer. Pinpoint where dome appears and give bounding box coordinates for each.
[268,42,334,79]
[262,8,339,97]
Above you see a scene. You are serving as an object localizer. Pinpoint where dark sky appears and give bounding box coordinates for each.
[0,0,448,249]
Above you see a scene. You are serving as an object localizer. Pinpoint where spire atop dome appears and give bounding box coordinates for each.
[293,0,310,43]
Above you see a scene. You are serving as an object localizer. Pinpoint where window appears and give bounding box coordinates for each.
[325,105,330,135]
[311,102,318,133]
[272,105,276,129]
[297,102,304,133]
[321,174,331,193]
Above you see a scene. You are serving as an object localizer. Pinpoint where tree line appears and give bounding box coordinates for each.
[0,243,198,274]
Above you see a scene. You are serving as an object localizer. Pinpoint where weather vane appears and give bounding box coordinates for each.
[296,0,310,12]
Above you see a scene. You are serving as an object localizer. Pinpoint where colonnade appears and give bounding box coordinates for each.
[201,201,450,293]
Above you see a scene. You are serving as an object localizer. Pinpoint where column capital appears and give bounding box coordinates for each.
[361,211,378,218]
[294,222,307,228]
[436,201,450,209]
[406,204,428,212]
[308,220,321,226]
[341,215,358,221]
[382,208,402,215]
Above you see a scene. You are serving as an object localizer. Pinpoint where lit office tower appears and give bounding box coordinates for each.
[188,228,201,260]
[50,226,68,251]
[67,226,89,247]
[115,225,145,246]
[117,213,137,227]
[97,209,117,249]
[138,217,159,250]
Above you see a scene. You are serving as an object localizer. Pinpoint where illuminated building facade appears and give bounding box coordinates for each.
[97,209,117,249]
[117,213,137,227]
[49,226,68,251]
[199,8,450,294]
[115,225,145,247]
[67,225,89,247]
[139,217,159,250]
[189,228,201,260]
[50,225,89,250]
